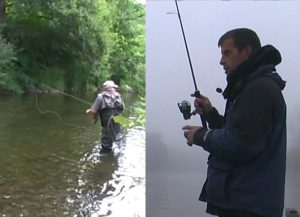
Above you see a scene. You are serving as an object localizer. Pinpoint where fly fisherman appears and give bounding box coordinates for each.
[182,28,287,217]
[86,80,124,153]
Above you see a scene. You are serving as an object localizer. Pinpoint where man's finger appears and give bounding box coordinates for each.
[186,137,193,146]
[182,125,192,130]
[183,130,189,138]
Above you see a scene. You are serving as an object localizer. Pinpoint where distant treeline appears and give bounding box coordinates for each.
[0,0,145,95]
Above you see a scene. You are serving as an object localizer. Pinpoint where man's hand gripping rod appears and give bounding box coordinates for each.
[174,0,207,129]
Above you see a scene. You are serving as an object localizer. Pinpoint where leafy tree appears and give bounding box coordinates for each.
[1,0,145,95]
[103,0,145,94]
[0,35,23,94]
[0,0,5,22]
[3,0,105,92]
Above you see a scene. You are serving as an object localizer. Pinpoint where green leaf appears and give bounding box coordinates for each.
[113,115,130,128]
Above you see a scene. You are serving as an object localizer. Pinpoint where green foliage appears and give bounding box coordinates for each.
[104,0,145,94]
[0,73,23,94]
[1,0,145,95]
[3,0,107,93]
[113,96,145,128]
[0,35,16,66]
[0,34,23,94]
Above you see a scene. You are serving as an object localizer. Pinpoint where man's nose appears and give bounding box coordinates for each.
[219,56,225,65]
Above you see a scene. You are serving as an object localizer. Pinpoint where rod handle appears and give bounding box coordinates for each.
[191,90,207,129]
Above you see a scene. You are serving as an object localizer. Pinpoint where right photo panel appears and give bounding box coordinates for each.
[146,1,300,217]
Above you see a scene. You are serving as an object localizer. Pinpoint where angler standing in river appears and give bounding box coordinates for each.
[86,80,124,153]
[182,28,287,217]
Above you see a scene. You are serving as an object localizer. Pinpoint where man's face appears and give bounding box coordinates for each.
[219,38,251,76]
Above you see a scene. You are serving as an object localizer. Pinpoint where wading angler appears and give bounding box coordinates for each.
[86,80,124,153]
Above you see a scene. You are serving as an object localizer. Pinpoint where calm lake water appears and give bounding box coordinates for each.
[0,93,145,217]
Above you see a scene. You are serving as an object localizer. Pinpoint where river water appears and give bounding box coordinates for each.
[0,93,145,217]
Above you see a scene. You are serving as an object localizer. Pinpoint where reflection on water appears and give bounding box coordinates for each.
[0,94,145,217]
[92,128,145,217]
[67,127,145,217]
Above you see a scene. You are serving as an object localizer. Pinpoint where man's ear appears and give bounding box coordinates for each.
[242,46,253,60]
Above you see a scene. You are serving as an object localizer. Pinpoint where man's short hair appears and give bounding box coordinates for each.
[218,28,261,52]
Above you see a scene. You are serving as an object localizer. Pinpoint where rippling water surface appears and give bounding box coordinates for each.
[0,93,145,217]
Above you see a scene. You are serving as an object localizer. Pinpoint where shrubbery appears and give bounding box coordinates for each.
[0,35,23,94]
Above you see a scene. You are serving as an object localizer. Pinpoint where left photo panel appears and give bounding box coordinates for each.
[0,0,145,216]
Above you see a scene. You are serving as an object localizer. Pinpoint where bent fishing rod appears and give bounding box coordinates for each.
[174,0,207,129]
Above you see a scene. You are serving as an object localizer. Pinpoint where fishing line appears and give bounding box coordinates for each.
[35,84,127,142]
[35,92,62,120]
[35,84,92,120]
[14,72,92,119]
[40,84,92,106]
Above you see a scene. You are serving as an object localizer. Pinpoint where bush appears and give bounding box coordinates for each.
[0,35,23,94]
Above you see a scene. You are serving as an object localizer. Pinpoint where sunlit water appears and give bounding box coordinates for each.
[0,93,145,217]
[67,127,145,217]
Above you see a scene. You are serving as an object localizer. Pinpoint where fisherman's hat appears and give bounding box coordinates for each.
[103,80,118,89]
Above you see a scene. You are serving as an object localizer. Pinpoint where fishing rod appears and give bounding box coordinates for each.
[174,0,207,129]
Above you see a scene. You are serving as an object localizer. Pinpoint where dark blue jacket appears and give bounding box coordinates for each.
[194,45,287,217]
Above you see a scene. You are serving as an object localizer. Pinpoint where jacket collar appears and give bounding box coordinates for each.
[222,45,282,99]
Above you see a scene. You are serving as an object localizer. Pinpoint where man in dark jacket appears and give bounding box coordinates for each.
[182,28,286,217]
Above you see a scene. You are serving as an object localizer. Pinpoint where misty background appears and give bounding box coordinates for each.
[146,1,300,217]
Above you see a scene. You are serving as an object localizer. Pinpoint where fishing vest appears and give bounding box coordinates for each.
[99,91,123,112]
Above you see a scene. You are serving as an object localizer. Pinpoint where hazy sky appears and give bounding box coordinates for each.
[146,1,300,217]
